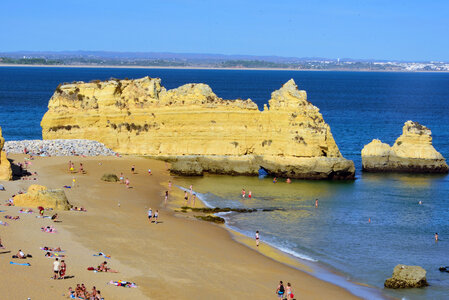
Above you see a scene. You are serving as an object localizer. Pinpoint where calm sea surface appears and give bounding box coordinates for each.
[1,67,449,299]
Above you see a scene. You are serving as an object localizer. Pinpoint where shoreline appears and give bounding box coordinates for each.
[0,63,448,73]
[0,154,362,299]
[173,184,387,300]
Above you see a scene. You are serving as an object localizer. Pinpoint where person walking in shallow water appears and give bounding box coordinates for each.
[435,232,439,242]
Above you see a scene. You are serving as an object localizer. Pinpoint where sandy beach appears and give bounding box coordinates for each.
[0,154,361,299]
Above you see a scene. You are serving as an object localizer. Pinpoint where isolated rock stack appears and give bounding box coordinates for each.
[362,121,448,173]
[40,77,355,179]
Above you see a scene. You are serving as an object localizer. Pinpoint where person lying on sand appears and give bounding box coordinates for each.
[51,213,58,221]
[41,226,56,233]
[4,215,19,220]
[70,206,87,212]
[42,246,62,252]
[45,251,65,258]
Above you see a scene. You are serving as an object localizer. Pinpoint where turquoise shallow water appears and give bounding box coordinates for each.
[1,67,449,299]
[174,173,449,300]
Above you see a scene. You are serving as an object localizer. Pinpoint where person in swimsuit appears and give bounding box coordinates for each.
[168,180,172,189]
[435,232,439,242]
[255,231,260,247]
[165,191,169,203]
[192,194,196,207]
[273,177,277,183]
[119,173,124,184]
[79,163,84,174]
[125,178,130,189]
[131,165,135,174]
[276,281,285,298]
[315,199,318,208]
[53,258,60,279]
[148,169,152,175]
[286,282,293,299]
[242,189,246,198]
[248,191,252,198]
[59,260,66,279]
[286,178,291,184]
[184,191,189,205]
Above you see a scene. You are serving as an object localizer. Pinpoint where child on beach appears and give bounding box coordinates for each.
[255,231,259,247]
[125,178,130,188]
[153,210,159,224]
[148,208,152,223]
[119,172,124,184]
[148,168,152,175]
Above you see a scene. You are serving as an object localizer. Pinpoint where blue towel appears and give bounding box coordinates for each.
[10,261,30,266]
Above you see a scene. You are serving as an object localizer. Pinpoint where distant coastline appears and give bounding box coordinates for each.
[1,63,448,73]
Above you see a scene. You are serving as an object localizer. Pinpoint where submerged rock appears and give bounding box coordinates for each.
[384,264,428,289]
[41,77,354,179]
[0,127,12,181]
[362,121,448,173]
[13,184,71,210]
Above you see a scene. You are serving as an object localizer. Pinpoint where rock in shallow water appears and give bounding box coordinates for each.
[384,264,428,289]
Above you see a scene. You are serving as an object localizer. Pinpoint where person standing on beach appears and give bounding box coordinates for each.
[192,194,196,207]
[79,163,84,174]
[248,191,252,198]
[168,180,172,190]
[148,208,152,223]
[276,281,285,298]
[286,283,293,299]
[131,165,135,174]
[53,258,60,279]
[184,191,189,205]
[154,210,159,224]
[59,259,67,279]
[165,191,169,204]
[255,231,260,247]
[119,172,124,184]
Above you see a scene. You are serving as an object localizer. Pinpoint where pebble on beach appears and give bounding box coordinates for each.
[4,139,117,157]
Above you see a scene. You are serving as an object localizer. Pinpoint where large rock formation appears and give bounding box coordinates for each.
[362,121,448,173]
[0,127,12,181]
[13,184,71,210]
[41,77,354,179]
[384,265,428,289]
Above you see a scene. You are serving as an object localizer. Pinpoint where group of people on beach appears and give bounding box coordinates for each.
[276,281,295,299]
[52,257,67,279]
[147,207,159,224]
[68,284,103,299]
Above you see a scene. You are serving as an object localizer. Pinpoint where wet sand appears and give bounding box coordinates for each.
[0,154,360,299]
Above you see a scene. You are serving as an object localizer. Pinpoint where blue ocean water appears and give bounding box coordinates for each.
[1,67,449,299]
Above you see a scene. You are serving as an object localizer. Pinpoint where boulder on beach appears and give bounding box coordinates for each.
[362,121,448,173]
[0,127,12,181]
[101,173,119,182]
[13,184,71,210]
[384,264,428,289]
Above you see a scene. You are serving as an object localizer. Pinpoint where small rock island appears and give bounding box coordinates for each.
[362,121,448,173]
[41,77,355,179]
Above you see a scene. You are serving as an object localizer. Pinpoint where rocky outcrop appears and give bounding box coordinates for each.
[384,265,428,288]
[0,127,12,181]
[41,77,354,179]
[362,121,448,173]
[13,184,71,210]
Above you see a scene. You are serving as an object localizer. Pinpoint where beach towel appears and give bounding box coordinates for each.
[36,215,51,219]
[0,221,8,226]
[93,252,111,259]
[19,209,33,214]
[108,280,137,288]
[0,210,5,212]
[10,261,31,266]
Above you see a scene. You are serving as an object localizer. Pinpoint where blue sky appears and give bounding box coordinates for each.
[1,0,448,61]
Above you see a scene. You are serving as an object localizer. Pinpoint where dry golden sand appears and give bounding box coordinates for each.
[0,154,361,299]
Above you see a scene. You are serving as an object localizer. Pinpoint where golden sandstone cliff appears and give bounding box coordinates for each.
[0,127,12,181]
[362,121,448,173]
[41,77,355,179]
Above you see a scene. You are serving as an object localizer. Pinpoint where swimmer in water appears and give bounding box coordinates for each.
[286,178,291,184]
[315,199,318,208]
[368,217,371,223]
[419,200,422,205]
[435,233,439,242]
